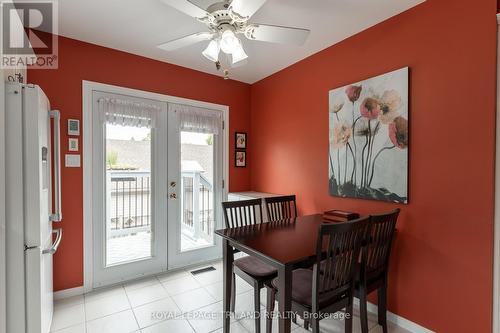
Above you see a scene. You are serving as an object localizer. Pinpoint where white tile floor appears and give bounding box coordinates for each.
[51,261,412,333]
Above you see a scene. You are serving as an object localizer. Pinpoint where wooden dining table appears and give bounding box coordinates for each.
[215,214,329,333]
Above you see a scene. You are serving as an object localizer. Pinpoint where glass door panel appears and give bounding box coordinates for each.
[105,124,152,266]
[180,131,215,252]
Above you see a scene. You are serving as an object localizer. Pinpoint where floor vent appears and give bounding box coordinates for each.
[190,266,216,275]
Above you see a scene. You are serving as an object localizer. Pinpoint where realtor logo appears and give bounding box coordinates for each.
[1,1,58,69]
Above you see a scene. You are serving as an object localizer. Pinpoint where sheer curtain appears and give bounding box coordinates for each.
[97,97,161,128]
[169,103,222,134]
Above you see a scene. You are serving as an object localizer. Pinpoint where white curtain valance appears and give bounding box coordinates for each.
[170,103,222,135]
[98,97,161,128]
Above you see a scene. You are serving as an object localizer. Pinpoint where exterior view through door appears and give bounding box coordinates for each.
[88,83,225,288]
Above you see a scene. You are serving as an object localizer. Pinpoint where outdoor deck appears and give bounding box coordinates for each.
[106,231,212,265]
[105,169,214,265]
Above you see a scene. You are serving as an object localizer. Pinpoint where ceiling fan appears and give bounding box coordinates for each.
[158,0,310,66]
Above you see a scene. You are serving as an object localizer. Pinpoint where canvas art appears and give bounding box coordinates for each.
[329,67,408,203]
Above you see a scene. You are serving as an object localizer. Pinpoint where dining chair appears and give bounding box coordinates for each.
[357,208,400,333]
[265,216,370,333]
[264,195,297,221]
[222,199,278,333]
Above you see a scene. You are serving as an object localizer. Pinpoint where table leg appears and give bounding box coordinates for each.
[277,265,292,333]
[223,239,234,333]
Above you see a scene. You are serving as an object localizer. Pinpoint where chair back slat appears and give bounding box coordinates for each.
[264,195,297,221]
[364,209,400,279]
[313,217,369,300]
[222,199,263,228]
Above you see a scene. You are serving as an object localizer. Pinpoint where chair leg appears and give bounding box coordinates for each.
[304,318,310,330]
[254,283,261,333]
[378,283,388,333]
[311,317,320,333]
[346,299,354,333]
[359,289,369,333]
[231,273,236,312]
[265,286,276,333]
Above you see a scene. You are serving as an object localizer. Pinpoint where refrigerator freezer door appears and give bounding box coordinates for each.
[26,244,53,333]
[23,85,54,333]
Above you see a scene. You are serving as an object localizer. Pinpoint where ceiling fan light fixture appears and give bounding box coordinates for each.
[220,29,240,54]
[231,41,248,64]
[202,39,220,62]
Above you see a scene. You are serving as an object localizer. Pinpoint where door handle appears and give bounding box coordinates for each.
[169,193,177,199]
[49,110,62,222]
[170,181,176,187]
[43,228,62,255]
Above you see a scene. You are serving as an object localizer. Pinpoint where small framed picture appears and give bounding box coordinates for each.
[68,138,78,152]
[68,119,80,136]
[235,132,247,149]
[235,150,246,167]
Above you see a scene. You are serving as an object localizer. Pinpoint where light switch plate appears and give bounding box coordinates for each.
[65,154,81,167]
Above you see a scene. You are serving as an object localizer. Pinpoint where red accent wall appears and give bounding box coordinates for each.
[250,0,497,332]
[28,36,252,291]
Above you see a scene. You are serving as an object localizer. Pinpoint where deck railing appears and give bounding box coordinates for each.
[108,171,151,233]
[106,170,213,241]
[181,172,213,244]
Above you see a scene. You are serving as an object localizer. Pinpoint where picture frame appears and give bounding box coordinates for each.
[68,138,79,152]
[235,150,246,167]
[68,119,80,136]
[235,132,247,149]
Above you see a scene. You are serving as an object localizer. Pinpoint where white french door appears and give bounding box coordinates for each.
[89,86,225,288]
[92,91,168,287]
[167,105,223,269]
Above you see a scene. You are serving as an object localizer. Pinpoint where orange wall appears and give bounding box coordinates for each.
[250,0,497,332]
[28,36,252,291]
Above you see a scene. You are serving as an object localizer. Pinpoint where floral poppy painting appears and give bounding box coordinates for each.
[329,67,408,203]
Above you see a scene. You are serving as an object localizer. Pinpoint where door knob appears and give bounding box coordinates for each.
[169,193,177,199]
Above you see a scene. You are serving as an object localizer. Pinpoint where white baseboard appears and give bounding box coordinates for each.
[354,298,434,333]
[53,286,84,300]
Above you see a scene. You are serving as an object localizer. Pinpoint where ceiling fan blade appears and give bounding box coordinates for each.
[229,0,267,19]
[244,24,310,45]
[160,0,210,19]
[157,32,213,51]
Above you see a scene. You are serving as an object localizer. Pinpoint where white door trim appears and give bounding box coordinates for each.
[494,13,500,333]
[82,80,229,292]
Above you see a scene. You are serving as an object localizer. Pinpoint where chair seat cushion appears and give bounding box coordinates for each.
[234,256,277,278]
[272,269,346,308]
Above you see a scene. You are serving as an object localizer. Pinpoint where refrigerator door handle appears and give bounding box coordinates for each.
[42,228,62,255]
[49,110,62,222]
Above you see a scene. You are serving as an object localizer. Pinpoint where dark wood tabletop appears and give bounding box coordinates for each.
[215,214,325,266]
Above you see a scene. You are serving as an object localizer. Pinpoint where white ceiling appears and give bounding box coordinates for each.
[56,0,424,83]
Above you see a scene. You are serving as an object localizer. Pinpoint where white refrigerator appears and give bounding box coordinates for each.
[5,82,62,333]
